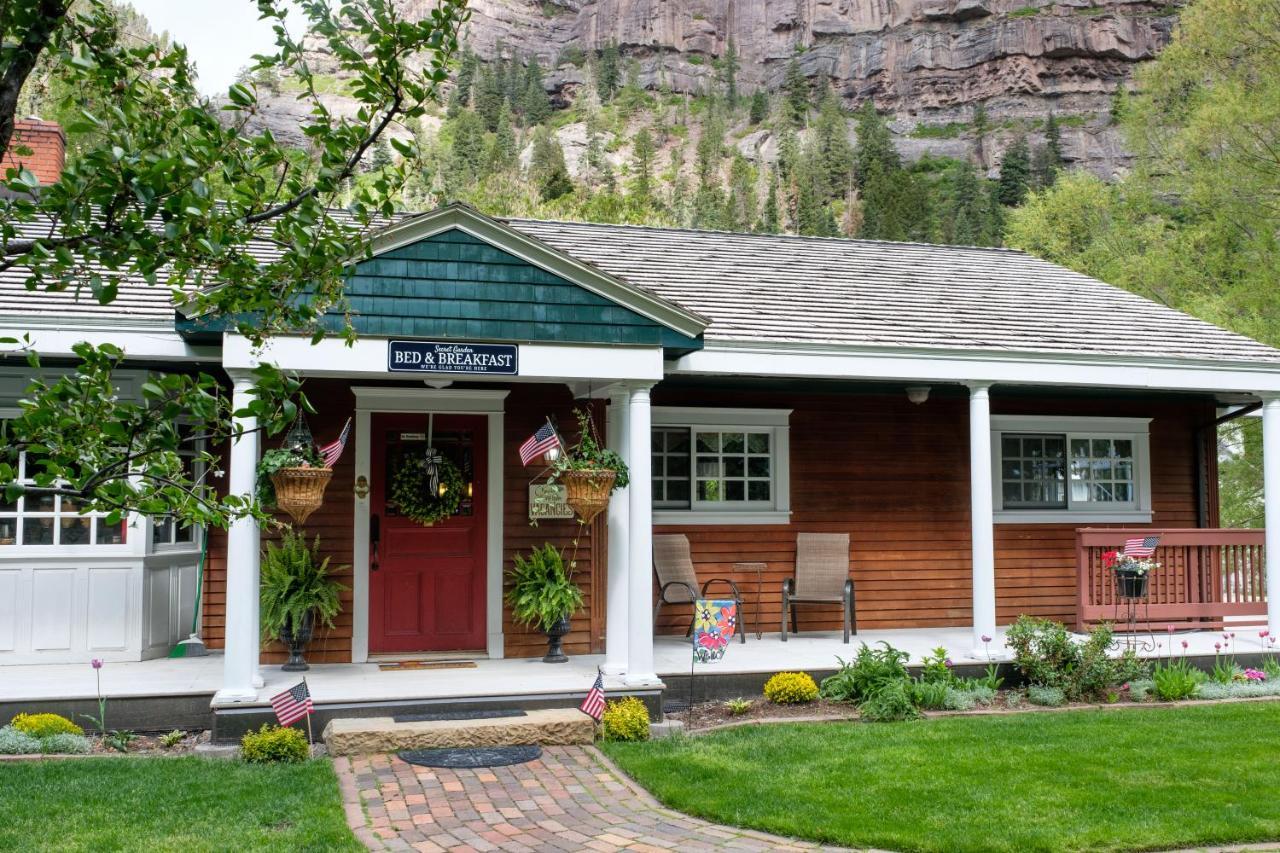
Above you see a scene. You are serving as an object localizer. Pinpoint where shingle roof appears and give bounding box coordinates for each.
[3,208,1278,366]
[502,218,1280,365]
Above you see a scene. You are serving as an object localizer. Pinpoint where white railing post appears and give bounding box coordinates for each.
[625,382,659,686]
[214,372,262,703]
[1264,395,1280,637]
[969,382,997,655]
[603,388,631,675]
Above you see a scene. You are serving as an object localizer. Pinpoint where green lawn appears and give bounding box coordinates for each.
[604,702,1280,853]
[0,756,361,852]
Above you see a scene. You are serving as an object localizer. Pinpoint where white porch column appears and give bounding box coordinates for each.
[969,382,997,655]
[214,372,263,704]
[603,388,631,675]
[625,382,659,685]
[1264,396,1280,637]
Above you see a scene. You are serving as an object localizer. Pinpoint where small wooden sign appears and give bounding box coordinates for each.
[529,483,573,521]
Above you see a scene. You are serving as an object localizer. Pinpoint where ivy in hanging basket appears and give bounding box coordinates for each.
[390,453,465,526]
[549,408,630,494]
[257,445,324,508]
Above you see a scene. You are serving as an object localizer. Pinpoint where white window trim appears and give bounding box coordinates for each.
[651,407,792,526]
[990,415,1153,524]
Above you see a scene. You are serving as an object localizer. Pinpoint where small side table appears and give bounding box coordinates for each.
[734,561,767,640]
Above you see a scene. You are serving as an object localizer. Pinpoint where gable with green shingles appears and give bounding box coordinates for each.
[335,228,700,350]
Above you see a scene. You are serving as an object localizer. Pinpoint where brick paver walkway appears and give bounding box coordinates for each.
[335,745,845,852]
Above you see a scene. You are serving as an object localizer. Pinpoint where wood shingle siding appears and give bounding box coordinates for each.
[335,229,699,348]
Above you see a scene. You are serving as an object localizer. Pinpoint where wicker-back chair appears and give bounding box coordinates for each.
[653,534,747,642]
[781,533,856,643]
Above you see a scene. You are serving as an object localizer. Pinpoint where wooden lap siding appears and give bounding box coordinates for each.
[651,387,1218,636]
[201,380,602,663]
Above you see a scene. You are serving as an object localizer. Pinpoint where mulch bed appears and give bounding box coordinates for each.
[84,729,212,755]
[667,698,860,730]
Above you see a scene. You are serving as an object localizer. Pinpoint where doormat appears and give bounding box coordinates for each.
[397,745,542,769]
[377,660,478,671]
[392,709,527,724]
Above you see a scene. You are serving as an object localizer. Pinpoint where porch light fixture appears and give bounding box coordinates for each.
[906,386,931,405]
[542,445,561,463]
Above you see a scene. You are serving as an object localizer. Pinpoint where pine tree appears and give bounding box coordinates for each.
[473,64,504,132]
[529,127,574,201]
[445,109,487,196]
[813,85,854,200]
[598,40,621,101]
[783,57,808,126]
[448,47,479,117]
[695,113,725,191]
[584,103,608,187]
[948,160,984,246]
[852,101,900,189]
[972,101,989,163]
[997,136,1032,206]
[488,101,518,171]
[367,139,393,172]
[720,38,739,106]
[749,89,769,124]
[631,125,655,201]
[760,173,780,233]
[523,58,552,125]
[861,161,933,242]
[777,125,800,180]
[724,153,756,231]
[794,153,830,236]
[1032,113,1064,190]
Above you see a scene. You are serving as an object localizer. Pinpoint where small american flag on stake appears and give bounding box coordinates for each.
[319,418,352,468]
[519,419,561,466]
[579,670,606,722]
[1123,536,1160,558]
[270,680,314,727]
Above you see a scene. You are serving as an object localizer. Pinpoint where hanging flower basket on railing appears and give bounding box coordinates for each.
[558,468,618,524]
[270,466,332,525]
[1103,546,1160,601]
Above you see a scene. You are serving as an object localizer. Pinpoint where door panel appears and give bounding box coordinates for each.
[369,413,487,653]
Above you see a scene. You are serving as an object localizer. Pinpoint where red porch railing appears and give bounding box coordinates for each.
[1076,528,1267,631]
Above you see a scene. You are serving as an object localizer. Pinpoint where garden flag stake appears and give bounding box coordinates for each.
[270,679,315,743]
[580,669,606,722]
[688,599,737,711]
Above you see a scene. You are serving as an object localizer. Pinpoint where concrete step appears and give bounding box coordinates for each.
[322,707,595,756]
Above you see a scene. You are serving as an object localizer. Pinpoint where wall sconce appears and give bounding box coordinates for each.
[906,386,931,405]
[542,445,561,464]
[466,482,474,498]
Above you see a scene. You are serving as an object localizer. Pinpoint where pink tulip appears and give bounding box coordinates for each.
[1181,640,1189,649]
[1215,643,1221,651]
[1167,625,1176,634]
[1261,630,1270,639]
[981,635,992,644]
[90,659,102,670]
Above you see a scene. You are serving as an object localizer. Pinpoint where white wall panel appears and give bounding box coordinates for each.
[30,569,74,650]
[0,570,17,651]
[86,567,130,650]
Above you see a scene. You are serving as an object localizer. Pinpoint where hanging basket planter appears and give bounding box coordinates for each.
[270,466,333,525]
[559,467,617,524]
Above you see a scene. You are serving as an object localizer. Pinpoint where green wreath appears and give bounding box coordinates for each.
[390,453,465,526]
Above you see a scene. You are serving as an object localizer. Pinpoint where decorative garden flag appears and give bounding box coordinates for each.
[270,680,314,726]
[691,600,737,664]
[579,670,606,721]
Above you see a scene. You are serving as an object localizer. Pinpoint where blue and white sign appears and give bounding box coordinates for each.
[388,340,519,375]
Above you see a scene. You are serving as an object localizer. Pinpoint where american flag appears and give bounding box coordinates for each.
[318,418,352,468]
[519,420,561,466]
[579,670,606,722]
[270,680,314,726]
[1123,536,1160,558]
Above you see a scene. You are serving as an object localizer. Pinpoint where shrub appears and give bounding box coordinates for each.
[1027,685,1066,707]
[723,697,753,717]
[40,733,91,754]
[859,680,920,722]
[241,724,310,763]
[1069,625,1147,700]
[600,697,650,742]
[764,671,819,704]
[819,643,909,702]
[963,685,997,706]
[919,647,955,685]
[1128,679,1155,700]
[909,679,951,711]
[1152,659,1204,701]
[10,712,83,738]
[0,726,42,754]
[942,687,976,711]
[1006,616,1078,688]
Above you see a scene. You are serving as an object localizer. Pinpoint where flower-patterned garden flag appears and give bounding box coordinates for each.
[692,599,737,664]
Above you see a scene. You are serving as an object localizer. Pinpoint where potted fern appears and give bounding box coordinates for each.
[506,543,584,663]
[260,531,346,671]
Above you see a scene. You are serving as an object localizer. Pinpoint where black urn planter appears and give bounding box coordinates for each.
[280,611,315,672]
[1115,570,1149,600]
[542,615,571,664]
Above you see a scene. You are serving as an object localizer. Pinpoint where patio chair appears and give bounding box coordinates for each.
[652,534,747,643]
[781,533,855,643]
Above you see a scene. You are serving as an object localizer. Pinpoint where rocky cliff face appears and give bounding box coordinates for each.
[432,0,1178,177]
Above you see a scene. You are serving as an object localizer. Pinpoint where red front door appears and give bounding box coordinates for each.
[369,413,487,654]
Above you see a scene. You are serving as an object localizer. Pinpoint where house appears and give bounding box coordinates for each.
[3,121,1280,716]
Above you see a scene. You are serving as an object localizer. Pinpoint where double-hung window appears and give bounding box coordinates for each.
[990,415,1152,523]
[650,407,791,525]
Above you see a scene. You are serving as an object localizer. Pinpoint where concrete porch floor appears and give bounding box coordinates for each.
[2,624,1272,708]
